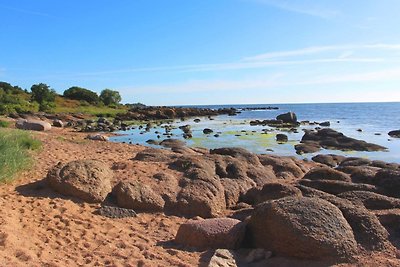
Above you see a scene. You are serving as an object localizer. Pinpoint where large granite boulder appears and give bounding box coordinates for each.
[298,185,395,253]
[47,160,112,203]
[16,119,51,131]
[276,112,297,124]
[112,181,165,212]
[247,197,358,261]
[175,218,246,249]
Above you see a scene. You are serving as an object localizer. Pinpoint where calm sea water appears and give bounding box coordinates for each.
[110,102,400,163]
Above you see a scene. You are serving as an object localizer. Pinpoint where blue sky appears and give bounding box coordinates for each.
[1,0,400,105]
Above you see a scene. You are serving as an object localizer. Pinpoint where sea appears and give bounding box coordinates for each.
[110,102,400,163]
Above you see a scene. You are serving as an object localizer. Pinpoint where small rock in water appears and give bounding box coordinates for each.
[388,130,400,138]
[276,134,288,143]
[357,129,363,132]
[203,128,214,134]
[319,121,330,127]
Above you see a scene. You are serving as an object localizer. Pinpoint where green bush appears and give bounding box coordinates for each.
[0,129,41,183]
[64,86,100,104]
[31,83,56,105]
[100,89,122,106]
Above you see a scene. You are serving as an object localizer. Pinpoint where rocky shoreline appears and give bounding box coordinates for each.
[2,109,400,265]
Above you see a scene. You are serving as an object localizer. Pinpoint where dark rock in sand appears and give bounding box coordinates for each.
[175,218,246,249]
[96,205,137,218]
[47,160,112,203]
[388,130,400,138]
[112,181,165,212]
[276,134,288,143]
[302,167,351,182]
[247,197,358,261]
[276,112,298,124]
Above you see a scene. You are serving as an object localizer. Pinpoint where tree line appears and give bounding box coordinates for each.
[0,81,123,114]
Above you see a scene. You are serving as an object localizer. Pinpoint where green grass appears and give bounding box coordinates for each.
[0,120,9,128]
[54,105,128,117]
[0,129,42,183]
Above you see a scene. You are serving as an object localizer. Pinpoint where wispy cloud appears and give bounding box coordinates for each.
[0,5,55,18]
[64,57,383,77]
[118,67,400,95]
[244,43,400,61]
[249,0,339,19]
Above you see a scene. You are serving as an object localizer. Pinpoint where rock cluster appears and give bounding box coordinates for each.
[44,145,400,264]
[116,106,238,121]
[295,128,387,154]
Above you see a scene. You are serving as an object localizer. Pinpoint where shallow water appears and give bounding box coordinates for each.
[110,102,400,163]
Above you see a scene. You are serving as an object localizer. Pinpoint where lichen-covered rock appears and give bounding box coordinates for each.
[47,160,112,203]
[247,197,358,261]
[175,218,245,249]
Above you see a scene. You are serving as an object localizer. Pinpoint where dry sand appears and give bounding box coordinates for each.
[0,128,199,267]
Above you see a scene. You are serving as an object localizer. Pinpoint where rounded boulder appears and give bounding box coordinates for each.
[247,197,358,261]
[47,160,113,203]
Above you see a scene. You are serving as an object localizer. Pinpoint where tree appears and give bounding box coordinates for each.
[99,89,121,106]
[63,86,99,104]
[30,83,56,111]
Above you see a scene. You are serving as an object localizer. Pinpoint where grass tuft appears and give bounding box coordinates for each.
[0,129,41,183]
[0,120,10,128]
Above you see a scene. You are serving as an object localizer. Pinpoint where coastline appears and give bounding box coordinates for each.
[0,125,400,266]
